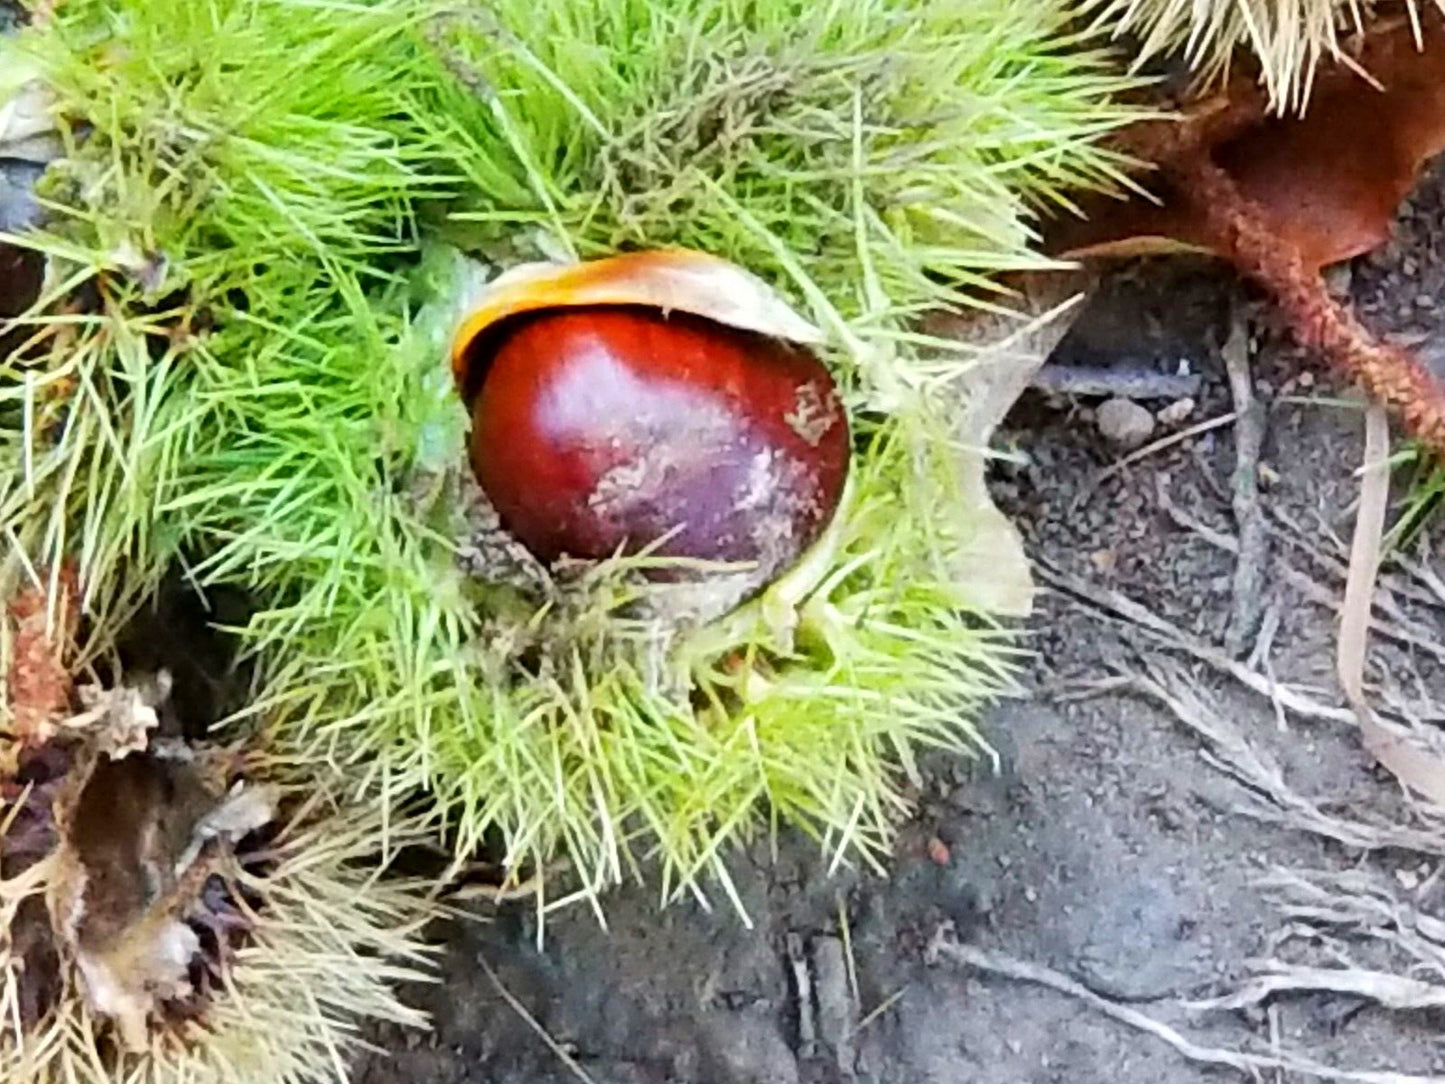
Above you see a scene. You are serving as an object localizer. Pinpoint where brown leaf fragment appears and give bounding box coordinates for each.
[1050,19,1445,274]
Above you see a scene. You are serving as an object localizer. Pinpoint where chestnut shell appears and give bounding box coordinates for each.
[466,305,849,573]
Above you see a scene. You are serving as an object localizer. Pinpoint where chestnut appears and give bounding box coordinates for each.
[452,252,849,579]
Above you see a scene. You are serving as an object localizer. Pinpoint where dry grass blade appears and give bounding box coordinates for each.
[1340,404,1445,808]
[1340,403,1393,708]
[1190,966,1445,1012]
[1035,556,1355,725]
[856,986,907,1032]
[1154,474,1445,671]
[927,933,1437,1083]
[1120,664,1445,855]
[1267,868,1445,982]
[1179,866,1445,1043]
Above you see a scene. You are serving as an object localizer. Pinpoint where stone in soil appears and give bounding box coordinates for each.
[1096,396,1156,449]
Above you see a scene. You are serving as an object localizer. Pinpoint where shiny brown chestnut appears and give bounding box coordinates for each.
[451,251,849,577]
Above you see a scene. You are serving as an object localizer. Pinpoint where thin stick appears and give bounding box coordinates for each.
[477,953,597,1084]
[1154,478,1445,670]
[1121,665,1445,856]
[856,986,907,1032]
[1031,364,1201,400]
[1035,557,1356,725]
[1222,308,1267,655]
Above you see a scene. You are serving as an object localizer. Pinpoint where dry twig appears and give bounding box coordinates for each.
[1153,476,1445,670]
[1031,364,1202,400]
[1035,556,1355,725]
[1222,308,1267,655]
[478,952,597,1084]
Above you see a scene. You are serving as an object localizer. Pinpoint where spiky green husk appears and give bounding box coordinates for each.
[0,795,435,1084]
[2,0,1144,907]
[422,0,1143,315]
[1086,0,1443,111]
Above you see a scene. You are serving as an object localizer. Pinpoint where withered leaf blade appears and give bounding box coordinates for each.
[1050,19,1445,273]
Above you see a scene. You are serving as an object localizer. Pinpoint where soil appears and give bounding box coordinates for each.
[351,160,1445,1083]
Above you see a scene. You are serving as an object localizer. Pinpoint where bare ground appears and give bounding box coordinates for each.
[356,162,1445,1084]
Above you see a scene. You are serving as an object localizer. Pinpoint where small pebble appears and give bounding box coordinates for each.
[1156,397,1195,426]
[1095,397,1156,450]
[1324,263,1352,299]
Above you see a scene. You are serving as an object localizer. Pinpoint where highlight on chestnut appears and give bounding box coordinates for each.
[450,251,850,585]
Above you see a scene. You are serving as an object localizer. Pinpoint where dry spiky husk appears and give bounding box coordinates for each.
[1,590,436,1084]
[1,774,437,1084]
[1085,0,1445,112]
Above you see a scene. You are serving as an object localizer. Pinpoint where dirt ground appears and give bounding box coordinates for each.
[352,162,1445,1084]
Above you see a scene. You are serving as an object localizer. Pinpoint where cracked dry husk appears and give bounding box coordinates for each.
[2,754,437,1083]
[454,457,799,703]
[1,596,436,1084]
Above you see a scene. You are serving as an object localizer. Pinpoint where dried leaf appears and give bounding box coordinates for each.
[1340,404,1445,808]
[1051,19,1445,273]
[929,271,1091,617]
[66,672,173,760]
[49,747,275,1052]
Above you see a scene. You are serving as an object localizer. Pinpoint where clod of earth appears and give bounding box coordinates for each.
[454,250,849,583]
[1049,16,1445,451]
